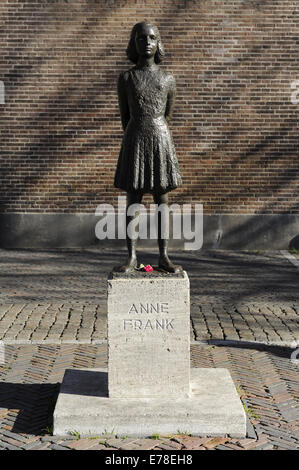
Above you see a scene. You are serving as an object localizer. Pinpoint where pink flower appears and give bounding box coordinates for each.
[144,265,154,272]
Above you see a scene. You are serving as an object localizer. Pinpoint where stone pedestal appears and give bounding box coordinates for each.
[108,271,190,398]
[53,271,246,437]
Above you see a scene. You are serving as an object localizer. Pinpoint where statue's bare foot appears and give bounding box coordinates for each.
[113,257,137,273]
[158,255,183,273]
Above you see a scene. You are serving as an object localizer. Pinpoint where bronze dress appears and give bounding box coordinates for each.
[114,65,182,194]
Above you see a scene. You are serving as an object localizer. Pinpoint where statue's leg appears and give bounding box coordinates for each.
[154,192,183,273]
[114,191,142,273]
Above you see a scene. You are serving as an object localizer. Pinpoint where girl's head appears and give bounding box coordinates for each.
[126,22,165,64]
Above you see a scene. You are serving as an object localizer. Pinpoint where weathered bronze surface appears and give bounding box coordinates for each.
[114,22,182,273]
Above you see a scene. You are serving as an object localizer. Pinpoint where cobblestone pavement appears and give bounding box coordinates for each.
[0,343,298,450]
[0,249,298,345]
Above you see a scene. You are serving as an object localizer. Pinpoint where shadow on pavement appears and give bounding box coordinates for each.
[204,340,296,360]
[0,382,59,435]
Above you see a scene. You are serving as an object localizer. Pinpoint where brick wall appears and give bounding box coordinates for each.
[0,0,298,214]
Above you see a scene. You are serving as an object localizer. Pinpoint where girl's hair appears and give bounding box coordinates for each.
[126,22,165,64]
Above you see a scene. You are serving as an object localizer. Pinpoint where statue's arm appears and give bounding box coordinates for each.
[165,74,176,122]
[117,72,130,131]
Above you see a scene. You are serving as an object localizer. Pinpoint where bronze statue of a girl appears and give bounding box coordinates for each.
[114,21,182,273]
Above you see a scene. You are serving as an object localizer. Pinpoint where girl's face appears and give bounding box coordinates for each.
[135,24,158,59]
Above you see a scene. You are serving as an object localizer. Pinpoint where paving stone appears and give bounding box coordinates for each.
[236,439,257,450]
[23,441,45,450]
[246,418,258,439]
[1,429,28,442]
[222,443,243,450]
[49,443,71,450]
[0,442,23,450]
[253,442,275,450]
[204,437,229,449]
[106,437,138,449]
[154,439,182,450]
[268,439,299,450]
[173,436,213,449]
[261,428,297,442]
[30,442,52,450]
[40,435,68,443]
[67,438,104,450]
[86,444,110,450]
[0,435,27,449]
[121,439,158,450]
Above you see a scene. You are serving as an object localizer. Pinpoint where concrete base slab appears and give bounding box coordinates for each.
[53,368,246,438]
